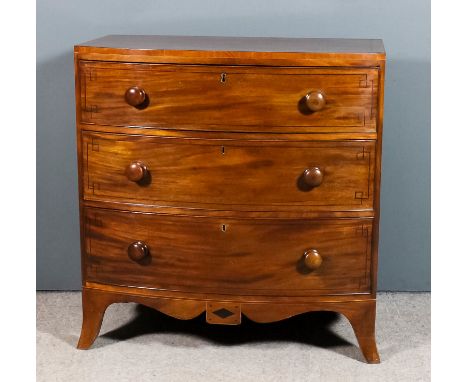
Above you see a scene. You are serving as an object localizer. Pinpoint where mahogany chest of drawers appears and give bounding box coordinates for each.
[74,35,385,363]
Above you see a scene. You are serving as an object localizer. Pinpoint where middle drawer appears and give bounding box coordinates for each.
[82,132,375,213]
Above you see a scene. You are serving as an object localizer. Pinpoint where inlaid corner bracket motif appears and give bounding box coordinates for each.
[354,146,372,203]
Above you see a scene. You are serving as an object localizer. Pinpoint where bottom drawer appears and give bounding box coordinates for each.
[84,208,373,296]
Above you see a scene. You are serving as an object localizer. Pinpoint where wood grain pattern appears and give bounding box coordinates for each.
[82,132,375,212]
[77,287,112,349]
[75,35,385,67]
[77,287,206,349]
[206,302,242,325]
[74,36,385,363]
[79,123,378,141]
[78,35,385,54]
[80,61,378,133]
[242,298,379,363]
[84,282,371,303]
[84,208,373,296]
[78,286,378,362]
[370,61,386,297]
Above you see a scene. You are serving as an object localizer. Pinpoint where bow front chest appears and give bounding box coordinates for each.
[74,35,385,363]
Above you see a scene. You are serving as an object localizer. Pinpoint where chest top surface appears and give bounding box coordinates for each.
[75,35,385,66]
[77,35,385,54]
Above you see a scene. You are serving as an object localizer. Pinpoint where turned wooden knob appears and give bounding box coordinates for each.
[303,167,323,187]
[125,161,148,182]
[305,90,326,112]
[125,86,146,107]
[128,241,149,261]
[303,249,322,271]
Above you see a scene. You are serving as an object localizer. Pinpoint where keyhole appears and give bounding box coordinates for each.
[221,146,225,155]
[221,224,226,232]
[220,73,227,83]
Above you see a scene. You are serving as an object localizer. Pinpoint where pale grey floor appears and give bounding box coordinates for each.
[37,292,430,382]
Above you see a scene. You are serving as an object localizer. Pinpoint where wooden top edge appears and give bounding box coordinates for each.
[75,35,386,57]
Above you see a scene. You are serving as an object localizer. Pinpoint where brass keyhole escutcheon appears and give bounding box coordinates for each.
[220,72,227,83]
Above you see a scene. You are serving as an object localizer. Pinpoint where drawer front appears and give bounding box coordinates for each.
[79,61,378,133]
[83,132,375,212]
[84,208,372,295]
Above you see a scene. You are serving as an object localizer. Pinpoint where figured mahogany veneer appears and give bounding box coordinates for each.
[84,208,373,295]
[74,35,385,364]
[79,61,378,133]
[82,132,375,212]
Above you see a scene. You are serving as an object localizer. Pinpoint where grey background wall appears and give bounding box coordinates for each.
[37,0,430,290]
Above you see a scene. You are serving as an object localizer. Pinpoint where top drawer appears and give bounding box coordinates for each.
[79,61,379,133]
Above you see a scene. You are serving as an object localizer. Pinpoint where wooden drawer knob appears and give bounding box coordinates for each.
[305,90,326,112]
[303,167,323,187]
[125,86,146,107]
[125,161,148,182]
[128,241,149,261]
[303,249,322,270]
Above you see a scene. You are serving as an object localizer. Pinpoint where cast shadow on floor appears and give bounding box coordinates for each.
[100,304,364,361]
